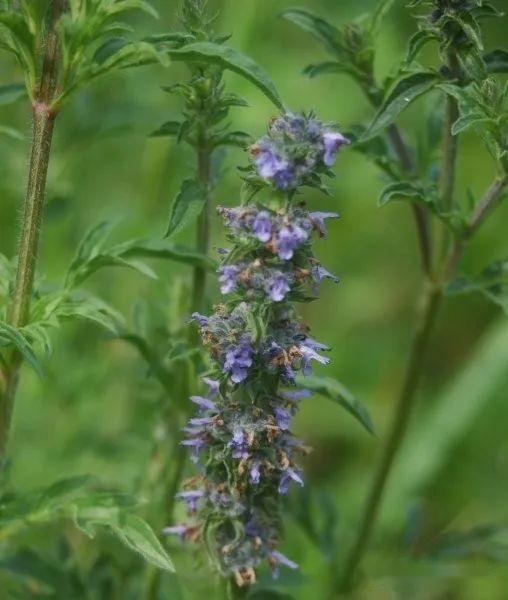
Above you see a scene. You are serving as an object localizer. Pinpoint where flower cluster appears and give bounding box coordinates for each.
[165,112,348,587]
[248,112,349,190]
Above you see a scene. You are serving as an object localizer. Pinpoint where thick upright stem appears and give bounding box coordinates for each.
[337,281,442,593]
[190,138,212,315]
[0,0,65,461]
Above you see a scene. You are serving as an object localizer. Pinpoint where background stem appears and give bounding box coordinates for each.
[337,281,442,593]
[0,0,66,461]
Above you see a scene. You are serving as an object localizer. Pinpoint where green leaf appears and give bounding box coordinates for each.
[0,82,26,105]
[294,374,374,434]
[0,322,42,377]
[370,0,396,37]
[303,61,351,79]
[364,71,441,140]
[165,179,207,239]
[405,29,439,66]
[484,49,508,74]
[279,8,342,56]
[168,42,284,110]
[214,130,252,148]
[378,181,426,207]
[108,513,175,572]
[149,120,182,137]
[116,238,215,269]
[0,124,24,140]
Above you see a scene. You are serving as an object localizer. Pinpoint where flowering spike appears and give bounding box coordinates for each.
[168,112,348,582]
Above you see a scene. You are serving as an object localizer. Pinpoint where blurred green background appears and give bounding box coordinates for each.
[1,0,508,598]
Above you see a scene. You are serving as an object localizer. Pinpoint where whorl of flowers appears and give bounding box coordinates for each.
[165,113,348,587]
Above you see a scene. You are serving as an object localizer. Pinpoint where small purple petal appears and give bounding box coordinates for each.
[322,131,349,167]
[251,210,273,243]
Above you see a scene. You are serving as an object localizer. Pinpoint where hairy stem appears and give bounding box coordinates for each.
[337,280,442,593]
[190,136,212,315]
[0,0,66,461]
[387,125,432,275]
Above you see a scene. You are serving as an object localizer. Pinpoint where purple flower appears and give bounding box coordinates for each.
[191,312,209,327]
[254,140,288,178]
[181,438,206,464]
[274,407,292,430]
[202,377,220,398]
[229,427,249,459]
[176,490,204,514]
[270,550,298,579]
[281,389,312,401]
[275,225,309,260]
[299,339,330,376]
[163,525,188,539]
[189,416,213,427]
[278,468,304,494]
[223,336,254,383]
[273,166,296,190]
[251,210,273,242]
[249,460,261,484]
[218,264,242,294]
[309,211,339,237]
[190,395,217,412]
[322,131,349,166]
[311,265,339,285]
[265,273,291,302]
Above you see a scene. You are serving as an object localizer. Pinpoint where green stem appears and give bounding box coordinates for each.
[190,136,212,316]
[337,280,442,594]
[0,0,66,462]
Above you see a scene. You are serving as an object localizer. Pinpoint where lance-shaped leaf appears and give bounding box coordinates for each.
[0,322,42,377]
[405,29,439,66]
[168,42,284,110]
[378,181,427,207]
[294,374,374,434]
[370,0,396,38]
[363,71,441,140]
[165,178,207,239]
[149,119,182,137]
[117,238,215,269]
[279,8,342,56]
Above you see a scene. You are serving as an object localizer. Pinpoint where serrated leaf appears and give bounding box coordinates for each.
[168,42,284,110]
[0,322,42,377]
[364,71,441,140]
[165,179,207,239]
[279,8,342,56]
[294,374,374,434]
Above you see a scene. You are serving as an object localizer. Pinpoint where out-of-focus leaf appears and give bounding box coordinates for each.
[405,29,439,65]
[382,321,508,527]
[149,119,182,137]
[0,82,26,105]
[248,591,295,600]
[119,238,214,269]
[0,124,24,140]
[370,0,396,37]
[303,61,352,79]
[484,49,508,74]
[294,374,374,434]
[429,524,508,562]
[168,42,284,110]
[364,71,441,140]
[279,8,342,56]
[164,178,207,239]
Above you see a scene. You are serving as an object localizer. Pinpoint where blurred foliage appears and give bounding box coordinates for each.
[0,0,507,598]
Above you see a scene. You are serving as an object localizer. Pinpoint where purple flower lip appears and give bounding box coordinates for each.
[278,467,304,494]
[163,524,188,538]
[218,264,242,295]
[309,211,340,237]
[281,389,313,401]
[269,550,299,579]
[322,131,350,166]
[251,210,273,243]
[190,395,217,412]
[191,312,209,327]
[265,273,291,302]
[275,225,309,260]
[189,417,213,427]
[311,264,339,285]
[223,336,254,383]
[202,377,220,398]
